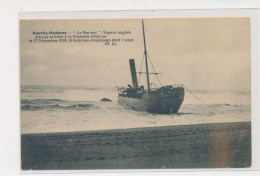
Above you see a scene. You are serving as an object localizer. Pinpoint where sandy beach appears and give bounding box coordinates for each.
[21,121,251,170]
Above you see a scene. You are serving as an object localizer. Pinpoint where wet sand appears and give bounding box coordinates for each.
[21,122,251,170]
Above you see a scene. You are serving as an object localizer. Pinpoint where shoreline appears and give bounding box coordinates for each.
[21,120,251,135]
[21,121,251,170]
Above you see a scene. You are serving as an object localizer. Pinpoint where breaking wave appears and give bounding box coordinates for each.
[21,99,97,111]
[186,103,247,108]
[21,99,63,104]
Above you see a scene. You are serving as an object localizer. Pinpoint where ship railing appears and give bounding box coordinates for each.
[171,84,184,88]
[116,86,127,94]
[149,84,184,91]
[117,84,184,93]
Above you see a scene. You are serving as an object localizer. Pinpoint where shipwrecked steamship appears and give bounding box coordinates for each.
[118,19,185,114]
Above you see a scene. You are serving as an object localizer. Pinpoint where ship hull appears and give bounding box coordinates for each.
[118,87,184,114]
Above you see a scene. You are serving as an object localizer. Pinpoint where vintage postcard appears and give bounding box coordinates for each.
[20,18,251,170]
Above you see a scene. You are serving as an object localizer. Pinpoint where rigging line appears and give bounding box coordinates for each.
[138,53,145,83]
[147,53,162,86]
[183,85,250,121]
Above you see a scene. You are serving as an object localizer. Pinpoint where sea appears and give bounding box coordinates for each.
[20,85,251,134]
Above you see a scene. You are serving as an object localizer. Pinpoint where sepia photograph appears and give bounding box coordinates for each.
[20,18,251,170]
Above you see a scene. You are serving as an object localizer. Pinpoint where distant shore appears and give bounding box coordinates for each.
[21,122,251,170]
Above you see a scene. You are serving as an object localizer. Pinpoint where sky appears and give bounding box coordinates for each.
[20,18,251,91]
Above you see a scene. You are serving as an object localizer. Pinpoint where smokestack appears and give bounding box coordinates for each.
[129,59,138,89]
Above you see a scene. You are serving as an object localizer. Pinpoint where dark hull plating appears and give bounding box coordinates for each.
[118,87,184,114]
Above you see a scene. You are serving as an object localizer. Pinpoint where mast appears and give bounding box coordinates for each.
[142,19,150,93]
